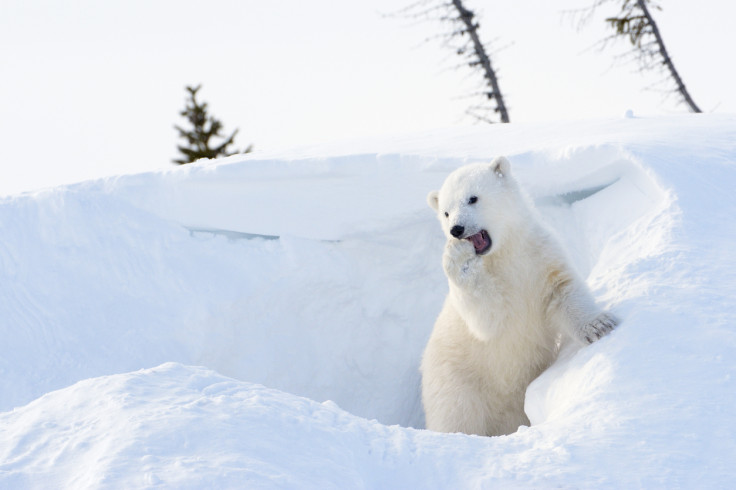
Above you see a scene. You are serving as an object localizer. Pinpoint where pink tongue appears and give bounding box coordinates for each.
[468,231,486,251]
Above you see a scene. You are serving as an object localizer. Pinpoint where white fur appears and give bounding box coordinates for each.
[422,158,616,436]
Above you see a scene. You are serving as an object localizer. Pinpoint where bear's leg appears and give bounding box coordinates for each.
[421,350,494,436]
[423,378,491,436]
[547,270,618,344]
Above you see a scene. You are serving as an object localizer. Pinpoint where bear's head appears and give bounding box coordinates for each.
[427,157,521,256]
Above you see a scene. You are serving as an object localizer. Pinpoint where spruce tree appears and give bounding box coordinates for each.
[173,85,251,164]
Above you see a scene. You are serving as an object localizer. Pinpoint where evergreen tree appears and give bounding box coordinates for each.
[173,85,251,164]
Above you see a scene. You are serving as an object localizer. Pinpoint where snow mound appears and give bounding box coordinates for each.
[1,114,735,487]
[0,363,426,488]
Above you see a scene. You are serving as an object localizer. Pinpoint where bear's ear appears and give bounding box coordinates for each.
[491,156,510,178]
[427,190,439,211]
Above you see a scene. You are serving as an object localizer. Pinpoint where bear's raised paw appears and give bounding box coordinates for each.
[442,238,480,282]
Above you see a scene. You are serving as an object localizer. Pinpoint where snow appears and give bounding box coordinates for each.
[1,114,735,488]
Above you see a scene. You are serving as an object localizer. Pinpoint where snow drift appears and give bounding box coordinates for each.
[1,114,735,488]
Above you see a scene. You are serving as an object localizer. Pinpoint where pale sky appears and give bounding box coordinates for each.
[2,0,734,195]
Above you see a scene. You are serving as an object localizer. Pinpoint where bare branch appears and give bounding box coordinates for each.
[634,0,701,112]
[449,0,509,122]
[577,0,701,113]
[390,0,510,124]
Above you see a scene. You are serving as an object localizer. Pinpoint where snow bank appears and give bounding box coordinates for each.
[1,114,735,487]
[0,363,432,489]
[0,156,444,427]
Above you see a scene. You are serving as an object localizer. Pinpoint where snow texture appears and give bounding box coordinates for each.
[1,114,735,488]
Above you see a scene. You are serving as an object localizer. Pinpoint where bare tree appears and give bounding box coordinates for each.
[393,0,510,123]
[589,0,701,112]
[450,0,509,123]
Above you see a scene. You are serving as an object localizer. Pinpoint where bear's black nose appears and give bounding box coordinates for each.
[450,225,465,238]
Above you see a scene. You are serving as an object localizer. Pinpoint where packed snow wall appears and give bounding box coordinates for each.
[0,143,671,430]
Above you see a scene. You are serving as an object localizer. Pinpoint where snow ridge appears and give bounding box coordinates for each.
[1,114,735,487]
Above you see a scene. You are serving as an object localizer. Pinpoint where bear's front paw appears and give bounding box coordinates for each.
[580,312,618,344]
[443,238,479,281]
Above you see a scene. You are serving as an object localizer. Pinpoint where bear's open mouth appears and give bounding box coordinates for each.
[466,229,492,255]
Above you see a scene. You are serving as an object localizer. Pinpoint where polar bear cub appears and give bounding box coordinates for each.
[422,157,616,437]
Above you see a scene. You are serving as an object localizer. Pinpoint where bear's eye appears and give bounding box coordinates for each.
[444,212,449,218]
[468,196,478,204]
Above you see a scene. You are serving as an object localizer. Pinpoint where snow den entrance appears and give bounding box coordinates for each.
[193,147,672,431]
